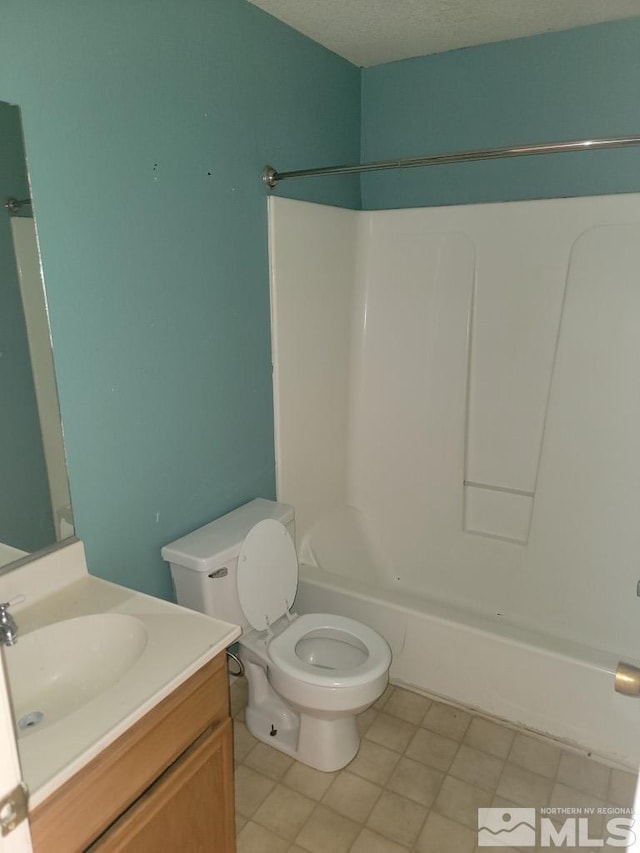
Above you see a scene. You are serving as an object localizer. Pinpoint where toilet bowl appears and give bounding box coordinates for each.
[268,612,391,712]
[240,610,391,770]
[161,498,392,771]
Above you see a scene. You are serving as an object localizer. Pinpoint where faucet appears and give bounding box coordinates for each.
[0,602,18,646]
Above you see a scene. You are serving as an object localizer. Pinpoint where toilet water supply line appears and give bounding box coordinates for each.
[227,647,245,677]
[262,134,640,188]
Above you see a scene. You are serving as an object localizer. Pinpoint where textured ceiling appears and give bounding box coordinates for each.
[246,0,640,66]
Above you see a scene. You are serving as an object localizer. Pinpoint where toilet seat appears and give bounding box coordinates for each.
[268,613,391,688]
[237,519,298,631]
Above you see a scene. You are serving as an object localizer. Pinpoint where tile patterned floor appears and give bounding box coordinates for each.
[230,679,637,852]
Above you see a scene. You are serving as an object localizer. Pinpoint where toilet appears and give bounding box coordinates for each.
[161,498,391,771]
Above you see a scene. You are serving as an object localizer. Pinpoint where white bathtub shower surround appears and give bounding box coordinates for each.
[269,194,640,764]
[0,541,27,568]
[269,194,640,660]
[269,200,358,545]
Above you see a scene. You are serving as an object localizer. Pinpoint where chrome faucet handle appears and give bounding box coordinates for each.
[0,595,25,609]
[0,600,19,646]
[0,594,25,614]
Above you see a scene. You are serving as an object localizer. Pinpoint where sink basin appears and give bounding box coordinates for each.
[5,613,148,735]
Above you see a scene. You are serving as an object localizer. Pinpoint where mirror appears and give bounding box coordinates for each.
[0,101,73,570]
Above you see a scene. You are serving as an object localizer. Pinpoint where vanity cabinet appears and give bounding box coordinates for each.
[29,652,235,852]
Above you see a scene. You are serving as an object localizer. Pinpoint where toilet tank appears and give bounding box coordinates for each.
[161,498,295,631]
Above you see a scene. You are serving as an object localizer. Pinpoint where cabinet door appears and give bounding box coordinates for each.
[93,719,235,853]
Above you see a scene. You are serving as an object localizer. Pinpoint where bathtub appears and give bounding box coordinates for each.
[293,519,640,769]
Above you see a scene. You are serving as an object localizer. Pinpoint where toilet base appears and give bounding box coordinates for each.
[241,656,361,772]
[296,712,360,771]
[245,702,360,772]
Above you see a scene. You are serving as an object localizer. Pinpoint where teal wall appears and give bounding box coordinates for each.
[0,0,360,597]
[361,18,640,209]
[1,5,638,598]
[0,102,54,551]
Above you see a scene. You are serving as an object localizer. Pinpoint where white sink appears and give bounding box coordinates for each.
[0,545,240,806]
[5,613,148,735]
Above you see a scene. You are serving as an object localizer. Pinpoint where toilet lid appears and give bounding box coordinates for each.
[237,519,298,631]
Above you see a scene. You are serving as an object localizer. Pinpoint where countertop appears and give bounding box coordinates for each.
[0,540,240,807]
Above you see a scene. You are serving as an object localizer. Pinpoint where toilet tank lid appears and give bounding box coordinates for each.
[160,498,294,573]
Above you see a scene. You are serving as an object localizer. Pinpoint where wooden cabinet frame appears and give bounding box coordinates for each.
[29,653,235,852]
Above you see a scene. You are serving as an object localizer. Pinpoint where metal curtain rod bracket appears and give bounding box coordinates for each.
[5,197,32,214]
[262,134,640,189]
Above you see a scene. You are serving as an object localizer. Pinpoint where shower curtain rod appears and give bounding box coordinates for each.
[262,134,640,188]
